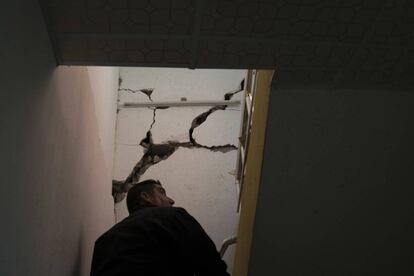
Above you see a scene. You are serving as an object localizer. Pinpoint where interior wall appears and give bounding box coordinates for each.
[0,1,117,275]
[87,67,119,171]
[249,84,414,275]
[113,67,246,273]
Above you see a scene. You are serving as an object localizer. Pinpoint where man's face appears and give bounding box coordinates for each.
[146,184,175,207]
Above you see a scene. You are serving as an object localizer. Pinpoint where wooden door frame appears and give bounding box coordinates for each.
[232,70,274,276]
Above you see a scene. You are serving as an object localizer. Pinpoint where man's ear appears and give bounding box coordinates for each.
[140,191,152,204]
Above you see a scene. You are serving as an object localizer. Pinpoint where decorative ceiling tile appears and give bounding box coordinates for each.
[200,0,382,43]
[40,0,414,88]
[48,0,195,34]
[59,36,191,66]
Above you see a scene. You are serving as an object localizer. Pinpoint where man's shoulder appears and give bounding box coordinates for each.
[95,207,192,242]
[134,206,189,218]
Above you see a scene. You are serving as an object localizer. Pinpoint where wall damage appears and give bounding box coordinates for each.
[112,80,245,203]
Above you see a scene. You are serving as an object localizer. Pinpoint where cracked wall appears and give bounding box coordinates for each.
[113,68,246,273]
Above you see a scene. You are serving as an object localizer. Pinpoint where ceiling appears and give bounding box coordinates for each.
[40,0,414,88]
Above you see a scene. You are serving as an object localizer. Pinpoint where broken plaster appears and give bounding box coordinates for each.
[224,79,245,100]
[113,79,245,203]
[118,87,154,101]
[119,85,167,135]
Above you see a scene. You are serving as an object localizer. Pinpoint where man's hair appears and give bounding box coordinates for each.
[126,179,161,213]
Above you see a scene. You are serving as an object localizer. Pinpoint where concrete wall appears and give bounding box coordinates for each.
[113,67,246,273]
[0,1,117,275]
[249,85,414,275]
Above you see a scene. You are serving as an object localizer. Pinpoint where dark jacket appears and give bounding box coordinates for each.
[90,206,230,276]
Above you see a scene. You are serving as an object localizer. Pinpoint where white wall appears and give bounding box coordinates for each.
[0,1,118,275]
[113,67,246,273]
[249,85,414,275]
[87,67,119,172]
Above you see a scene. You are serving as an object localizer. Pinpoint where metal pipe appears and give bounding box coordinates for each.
[120,100,241,108]
[219,236,237,258]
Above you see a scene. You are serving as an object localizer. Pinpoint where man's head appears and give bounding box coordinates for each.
[126,179,175,213]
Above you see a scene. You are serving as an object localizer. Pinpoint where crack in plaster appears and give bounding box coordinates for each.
[113,79,245,203]
[149,106,170,132]
[224,79,245,100]
[149,108,157,131]
[118,75,123,87]
[119,88,155,101]
[188,105,238,152]
[118,85,167,132]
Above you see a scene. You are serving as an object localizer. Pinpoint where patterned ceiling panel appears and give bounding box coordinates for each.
[197,40,355,69]
[365,0,414,45]
[339,46,414,86]
[196,40,278,68]
[40,0,414,88]
[47,0,195,34]
[201,0,382,43]
[59,36,192,66]
[274,69,340,87]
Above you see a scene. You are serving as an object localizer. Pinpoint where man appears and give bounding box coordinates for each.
[91,179,230,276]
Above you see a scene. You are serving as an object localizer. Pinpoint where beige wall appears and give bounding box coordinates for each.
[0,1,117,275]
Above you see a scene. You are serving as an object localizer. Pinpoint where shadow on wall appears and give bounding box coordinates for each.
[249,82,414,275]
[70,234,84,276]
